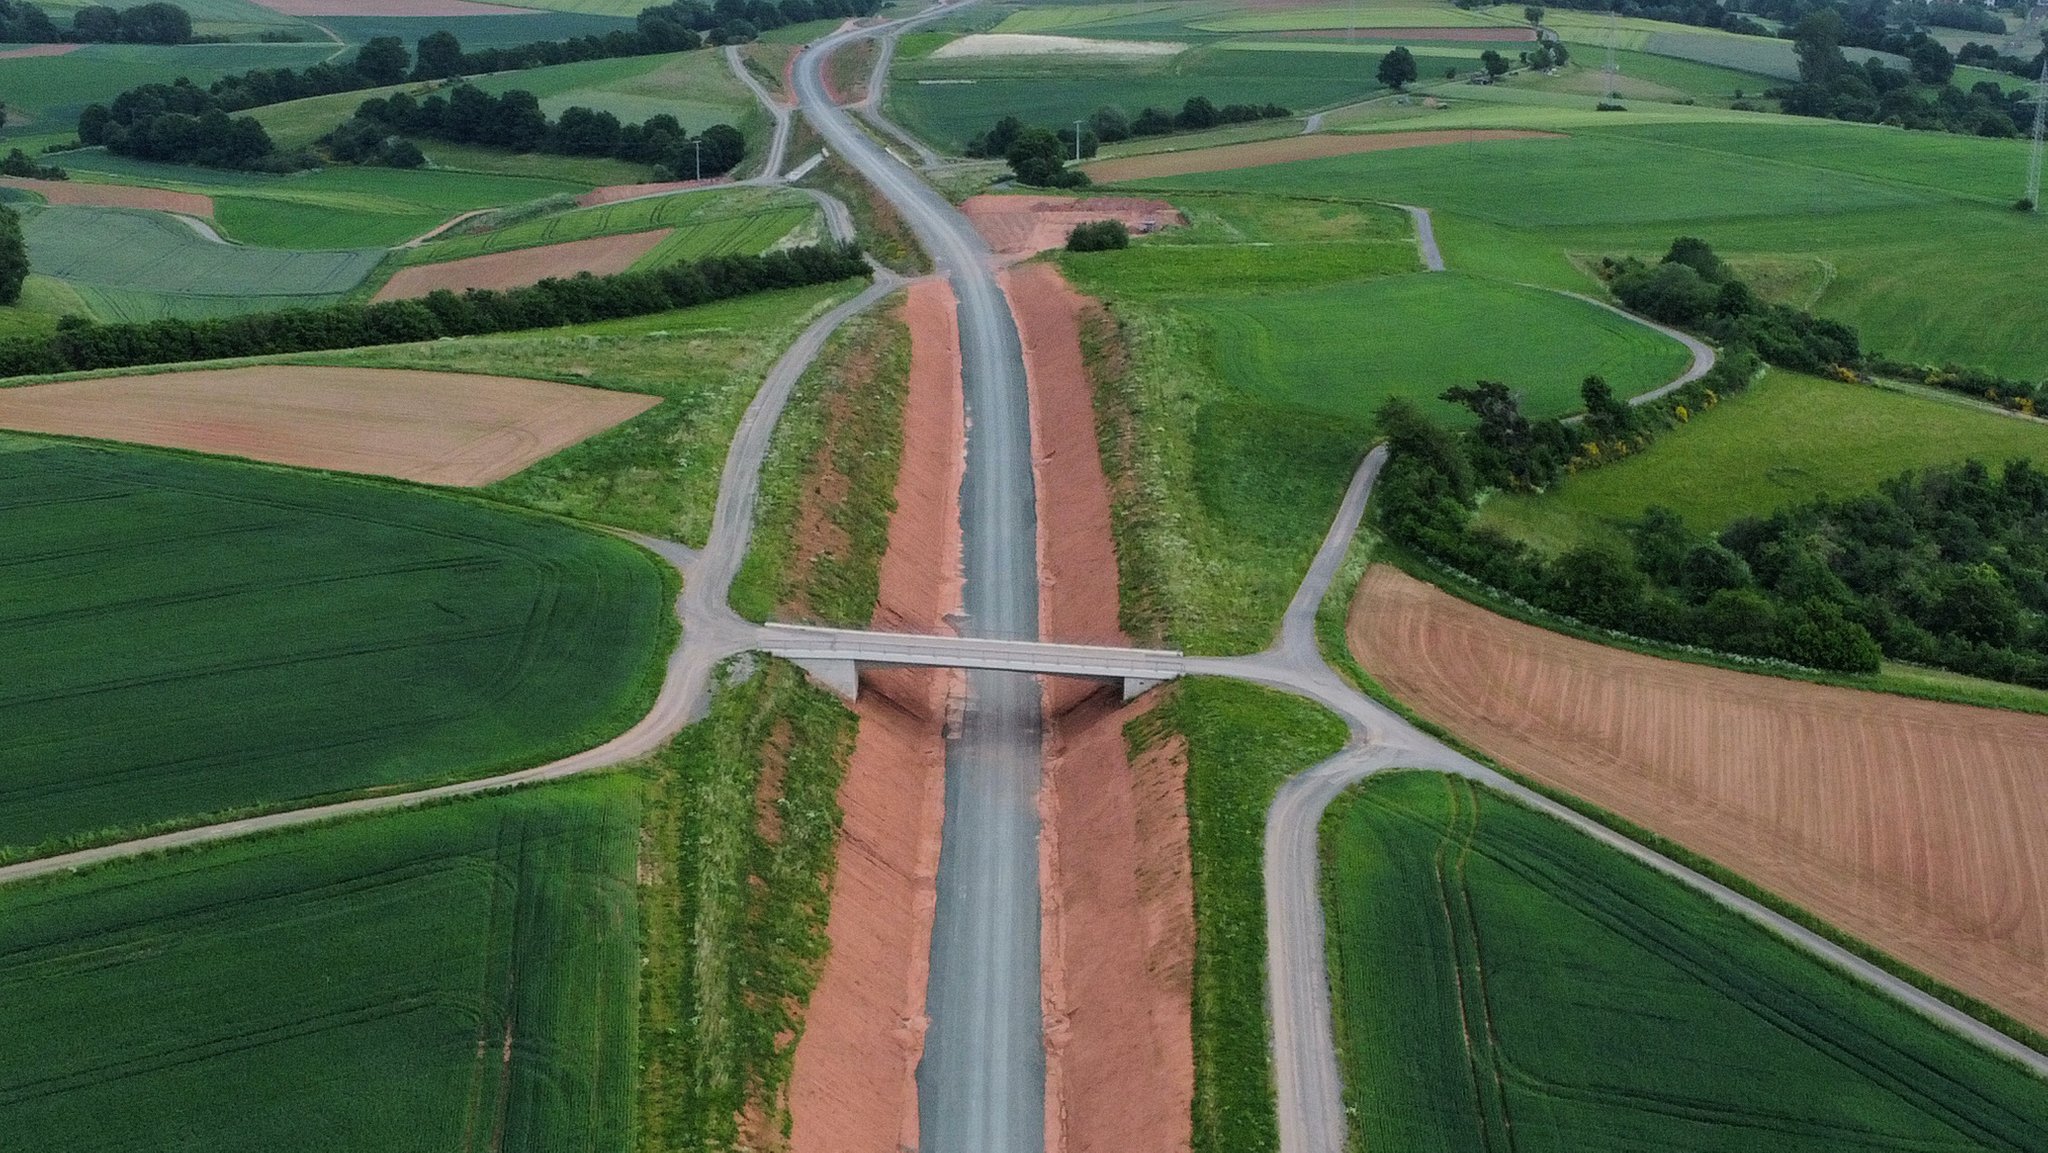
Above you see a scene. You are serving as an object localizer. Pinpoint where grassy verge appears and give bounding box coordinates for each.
[1320,771,2048,1148]
[1130,678,1348,1153]
[801,154,930,274]
[636,656,856,1151]
[731,300,911,624]
[1315,550,2048,1062]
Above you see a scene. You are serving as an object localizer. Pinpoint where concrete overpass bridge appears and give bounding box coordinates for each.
[758,622,1185,702]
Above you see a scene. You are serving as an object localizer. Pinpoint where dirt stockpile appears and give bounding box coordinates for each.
[0,365,657,486]
[789,279,965,1152]
[1351,565,2048,1034]
[1084,129,1564,183]
[1010,260,1195,1153]
[0,177,212,217]
[372,230,671,302]
[962,196,1184,259]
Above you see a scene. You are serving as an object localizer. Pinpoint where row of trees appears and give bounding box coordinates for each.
[967,97,1292,160]
[1772,8,2038,136]
[0,244,867,379]
[0,0,192,45]
[0,204,24,307]
[332,88,746,176]
[79,85,283,170]
[1601,237,1859,374]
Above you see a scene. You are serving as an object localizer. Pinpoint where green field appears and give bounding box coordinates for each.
[0,440,668,860]
[1113,119,2048,376]
[1058,190,1694,651]
[36,0,309,38]
[320,281,860,545]
[57,153,596,249]
[0,42,334,139]
[1477,368,2048,552]
[0,775,639,1152]
[22,205,381,320]
[1324,771,2048,1150]
[402,186,815,270]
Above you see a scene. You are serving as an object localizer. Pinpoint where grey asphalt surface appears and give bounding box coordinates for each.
[796,8,1049,1151]
[726,44,792,180]
[856,28,945,168]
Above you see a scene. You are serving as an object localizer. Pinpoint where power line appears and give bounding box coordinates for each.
[1604,8,1620,100]
[2029,53,2046,210]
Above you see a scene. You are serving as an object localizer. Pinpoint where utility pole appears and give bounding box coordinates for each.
[692,138,702,182]
[2029,54,2047,210]
[1604,7,1620,100]
[1074,118,1085,163]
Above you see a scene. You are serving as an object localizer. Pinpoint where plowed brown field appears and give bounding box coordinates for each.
[0,177,212,217]
[372,230,671,302]
[1349,565,2048,1034]
[1083,129,1564,183]
[961,195,1184,258]
[0,365,657,486]
[0,43,78,58]
[575,179,725,207]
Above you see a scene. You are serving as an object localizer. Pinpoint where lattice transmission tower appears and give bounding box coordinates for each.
[2029,54,2048,210]
[1603,8,1620,99]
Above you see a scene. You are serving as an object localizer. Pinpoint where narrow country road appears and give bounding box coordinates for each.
[726,44,792,181]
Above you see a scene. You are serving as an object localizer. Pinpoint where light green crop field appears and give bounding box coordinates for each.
[402,187,814,268]
[0,775,639,1152]
[1476,369,2048,552]
[1324,771,2048,1150]
[1112,119,2048,375]
[0,440,669,861]
[58,152,596,249]
[0,42,335,138]
[319,281,860,545]
[22,205,382,321]
[1517,49,1775,106]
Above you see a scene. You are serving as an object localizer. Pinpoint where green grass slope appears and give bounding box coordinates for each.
[0,43,334,141]
[401,186,815,270]
[1324,771,2048,1150]
[0,440,669,860]
[0,775,639,1153]
[1478,369,2048,552]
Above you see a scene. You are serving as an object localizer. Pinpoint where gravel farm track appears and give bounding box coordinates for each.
[6,7,2048,1153]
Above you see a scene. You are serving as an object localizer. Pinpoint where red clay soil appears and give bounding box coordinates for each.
[250,0,530,14]
[1084,129,1564,183]
[789,278,965,1153]
[0,176,212,216]
[0,43,78,58]
[574,179,729,208]
[372,230,671,302]
[1008,258,1195,1153]
[961,195,1185,260]
[1350,565,2048,1035]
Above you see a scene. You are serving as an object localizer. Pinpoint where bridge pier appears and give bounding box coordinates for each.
[791,656,861,702]
[1122,677,1164,702]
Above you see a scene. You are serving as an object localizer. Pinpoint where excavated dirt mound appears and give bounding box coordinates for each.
[1350,565,2048,1034]
[1084,128,1564,182]
[1009,260,1194,1153]
[0,365,657,486]
[790,279,965,1152]
[0,43,79,58]
[961,195,1184,259]
[0,176,212,217]
[574,179,727,208]
[373,230,671,301]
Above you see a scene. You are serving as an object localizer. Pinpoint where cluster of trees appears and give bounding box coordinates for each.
[1602,237,1860,373]
[1065,220,1129,251]
[1956,38,2046,80]
[0,147,65,179]
[640,0,885,46]
[0,0,193,45]
[0,204,24,307]
[1868,355,2045,415]
[1770,8,2037,136]
[332,88,746,176]
[1462,0,1774,37]
[969,97,1291,159]
[0,243,867,379]
[79,82,283,169]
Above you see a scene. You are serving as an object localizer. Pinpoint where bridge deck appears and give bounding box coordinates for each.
[759,622,1186,681]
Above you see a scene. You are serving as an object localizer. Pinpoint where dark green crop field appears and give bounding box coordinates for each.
[0,440,669,861]
[0,775,639,1152]
[1323,771,2048,1151]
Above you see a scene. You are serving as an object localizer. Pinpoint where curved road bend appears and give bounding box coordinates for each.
[727,44,793,181]
[798,9,1049,1152]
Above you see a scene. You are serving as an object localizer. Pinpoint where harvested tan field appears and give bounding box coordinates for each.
[574,178,726,208]
[0,365,657,487]
[962,195,1185,259]
[1350,565,2048,1034]
[0,176,212,217]
[933,33,1187,58]
[251,0,530,14]
[373,230,670,301]
[790,279,964,1152]
[1014,257,1194,1153]
[0,43,78,58]
[1084,128,1564,182]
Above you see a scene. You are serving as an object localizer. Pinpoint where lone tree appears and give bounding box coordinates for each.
[1006,127,1087,188]
[1524,5,1545,24]
[0,204,26,305]
[1377,45,1418,89]
[1481,49,1511,77]
[1066,219,1129,251]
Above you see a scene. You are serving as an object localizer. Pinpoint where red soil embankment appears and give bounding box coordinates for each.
[962,195,1185,260]
[372,230,670,302]
[1351,565,2048,1035]
[1007,259,1194,1153]
[0,43,78,59]
[1082,128,1564,183]
[0,177,212,217]
[575,179,728,208]
[789,279,964,1152]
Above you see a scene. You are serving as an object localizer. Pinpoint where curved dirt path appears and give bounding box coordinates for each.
[728,44,794,181]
